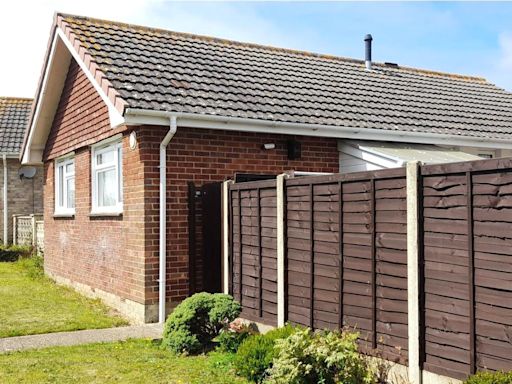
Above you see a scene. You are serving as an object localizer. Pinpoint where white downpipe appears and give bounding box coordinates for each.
[2,155,7,246]
[159,116,178,324]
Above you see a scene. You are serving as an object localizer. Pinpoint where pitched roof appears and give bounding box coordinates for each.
[0,97,32,154]
[57,14,512,141]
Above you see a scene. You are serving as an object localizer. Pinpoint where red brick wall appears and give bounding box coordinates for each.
[44,58,124,161]
[43,57,339,321]
[43,132,149,306]
[141,126,340,305]
[43,58,145,309]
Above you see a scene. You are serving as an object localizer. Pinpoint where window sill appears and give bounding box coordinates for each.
[89,211,123,218]
[53,212,75,218]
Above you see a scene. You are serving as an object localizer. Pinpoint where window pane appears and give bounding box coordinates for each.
[58,165,64,207]
[98,168,117,207]
[97,149,115,165]
[66,162,74,174]
[67,177,75,208]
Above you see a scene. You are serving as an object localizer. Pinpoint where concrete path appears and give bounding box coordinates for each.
[0,323,163,353]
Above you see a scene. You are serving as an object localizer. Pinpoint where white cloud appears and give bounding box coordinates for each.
[498,32,512,70]
[0,1,300,98]
[483,32,512,91]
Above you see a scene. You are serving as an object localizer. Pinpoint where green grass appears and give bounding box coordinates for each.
[0,260,128,338]
[0,339,248,384]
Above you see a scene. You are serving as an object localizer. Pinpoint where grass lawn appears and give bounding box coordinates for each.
[0,260,127,338]
[0,339,248,384]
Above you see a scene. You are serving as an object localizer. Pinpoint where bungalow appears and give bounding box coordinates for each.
[21,13,512,323]
[0,97,43,244]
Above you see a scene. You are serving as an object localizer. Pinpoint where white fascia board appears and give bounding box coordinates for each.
[22,28,125,166]
[56,29,124,128]
[123,108,512,150]
[22,30,66,165]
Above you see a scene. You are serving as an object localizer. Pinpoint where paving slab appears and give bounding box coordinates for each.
[0,323,163,353]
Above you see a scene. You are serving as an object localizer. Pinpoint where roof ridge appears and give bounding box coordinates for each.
[59,12,487,84]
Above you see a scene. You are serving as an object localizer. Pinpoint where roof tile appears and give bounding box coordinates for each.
[0,97,32,154]
[60,14,512,141]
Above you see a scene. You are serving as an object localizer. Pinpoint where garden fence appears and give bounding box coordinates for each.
[13,214,44,254]
[224,157,512,383]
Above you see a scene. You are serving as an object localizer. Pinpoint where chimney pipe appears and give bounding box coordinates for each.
[364,34,373,70]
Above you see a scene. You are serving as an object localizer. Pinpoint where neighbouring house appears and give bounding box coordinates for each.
[0,97,43,245]
[20,13,512,323]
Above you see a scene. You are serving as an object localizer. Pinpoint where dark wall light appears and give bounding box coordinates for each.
[287,139,301,160]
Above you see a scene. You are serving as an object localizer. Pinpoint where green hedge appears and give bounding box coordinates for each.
[465,371,512,384]
[234,324,297,383]
[0,245,33,262]
[266,328,373,384]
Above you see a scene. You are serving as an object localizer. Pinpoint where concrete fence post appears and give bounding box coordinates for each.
[276,173,287,327]
[222,180,234,295]
[12,215,17,245]
[407,161,422,384]
[31,214,37,247]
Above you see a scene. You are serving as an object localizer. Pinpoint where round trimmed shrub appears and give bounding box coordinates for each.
[161,292,241,354]
[234,324,297,383]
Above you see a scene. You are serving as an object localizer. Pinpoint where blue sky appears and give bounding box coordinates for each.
[1,1,512,97]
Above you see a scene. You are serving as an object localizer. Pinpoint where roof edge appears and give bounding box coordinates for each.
[21,14,127,165]
[56,14,128,114]
[58,12,487,83]
[124,108,512,150]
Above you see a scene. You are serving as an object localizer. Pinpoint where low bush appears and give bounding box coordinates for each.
[216,319,257,353]
[465,371,512,384]
[234,324,297,383]
[266,328,374,384]
[162,292,241,354]
[0,245,33,262]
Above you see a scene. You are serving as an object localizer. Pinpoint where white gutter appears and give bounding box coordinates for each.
[123,108,512,150]
[159,115,178,324]
[2,155,7,246]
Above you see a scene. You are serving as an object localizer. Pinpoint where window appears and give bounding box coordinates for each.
[92,139,123,214]
[55,156,75,215]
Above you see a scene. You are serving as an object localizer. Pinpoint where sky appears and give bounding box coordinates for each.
[1,1,512,98]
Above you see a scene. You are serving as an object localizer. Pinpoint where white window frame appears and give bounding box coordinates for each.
[91,136,123,215]
[54,154,75,216]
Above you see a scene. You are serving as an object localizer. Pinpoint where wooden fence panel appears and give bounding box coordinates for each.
[472,171,512,373]
[421,172,471,380]
[283,169,408,362]
[420,158,512,380]
[230,181,278,326]
[375,177,408,363]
